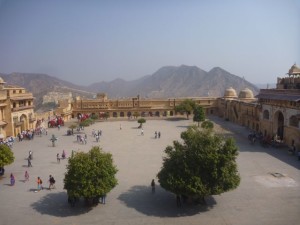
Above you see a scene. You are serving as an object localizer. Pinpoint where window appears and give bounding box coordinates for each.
[289,116,298,127]
[263,110,269,120]
[13,116,18,123]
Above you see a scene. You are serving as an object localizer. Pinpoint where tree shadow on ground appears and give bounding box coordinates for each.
[209,116,300,170]
[118,185,216,218]
[31,191,93,217]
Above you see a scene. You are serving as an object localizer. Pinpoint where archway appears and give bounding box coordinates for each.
[113,112,118,118]
[274,111,284,140]
[20,114,27,131]
[127,112,132,118]
[120,112,125,117]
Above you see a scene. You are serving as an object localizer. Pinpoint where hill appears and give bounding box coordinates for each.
[0,72,94,110]
[0,65,259,110]
[88,65,259,98]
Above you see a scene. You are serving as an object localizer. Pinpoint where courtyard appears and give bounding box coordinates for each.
[0,116,299,225]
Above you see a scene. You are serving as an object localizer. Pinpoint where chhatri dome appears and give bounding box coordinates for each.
[238,88,254,99]
[288,63,300,76]
[224,87,237,98]
[0,77,5,84]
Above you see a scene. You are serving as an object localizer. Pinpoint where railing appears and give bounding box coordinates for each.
[14,121,23,126]
[12,105,34,112]
[9,92,33,98]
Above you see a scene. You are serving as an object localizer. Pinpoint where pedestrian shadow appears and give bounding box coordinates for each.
[117,185,215,217]
[31,192,93,217]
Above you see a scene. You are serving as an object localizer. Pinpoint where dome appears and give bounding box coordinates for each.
[224,87,237,98]
[0,77,5,84]
[288,63,300,76]
[238,88,254,99]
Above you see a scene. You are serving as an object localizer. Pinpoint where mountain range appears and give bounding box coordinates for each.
[0,65,259,110]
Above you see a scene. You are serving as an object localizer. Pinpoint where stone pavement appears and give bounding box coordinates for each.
[0,117,299,225]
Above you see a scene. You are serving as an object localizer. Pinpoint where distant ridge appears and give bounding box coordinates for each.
[0,65,259,110]
[88,65,259,98]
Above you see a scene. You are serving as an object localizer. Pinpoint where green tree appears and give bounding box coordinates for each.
[64,146,118,205]
[90,114,99,120]
[157,126,240,203]
[193,105,205,127]
[79,118,94,127]
[201,120,214,129]
[175,99,196,119]
[137,118,146,128]
[0,144,15,168]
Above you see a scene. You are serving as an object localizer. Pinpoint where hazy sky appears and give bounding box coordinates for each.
[0,0,299,86]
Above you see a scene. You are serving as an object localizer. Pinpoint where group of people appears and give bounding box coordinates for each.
[57,150,67,163]
[76,134,87,144]
[9,171,56,191]
[92,129,102,142]
[154,131,161,139]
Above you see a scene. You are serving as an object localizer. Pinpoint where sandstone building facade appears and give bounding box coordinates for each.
[70,64,300,149]
[0,77,35,138]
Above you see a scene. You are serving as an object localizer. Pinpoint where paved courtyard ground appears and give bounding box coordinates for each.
[0,116,299,225]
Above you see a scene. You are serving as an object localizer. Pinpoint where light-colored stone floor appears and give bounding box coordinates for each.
[0,116,299,225]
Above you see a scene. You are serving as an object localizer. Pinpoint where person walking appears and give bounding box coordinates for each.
[48,175,56,190]
[158,131,161,138]
[57,153,60,163]
[28,150,33,160]
[10,173,15,186]
[37,177,43,191]
[62,150,66,159]
[141,129,144,136]
[24,171,29,182]
[27,157,32,167]
[100,194,106,204]
[151,179,156,193]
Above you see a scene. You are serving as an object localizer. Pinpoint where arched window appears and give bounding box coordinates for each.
[263,110,269,120]
[289,116,298,127]
[120,112,124,117]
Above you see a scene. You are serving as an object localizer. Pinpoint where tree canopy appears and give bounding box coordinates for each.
[137,118,146,128]
[0,144,15,168]
[193,105,205,126]
[175,99,196,119]
[64,146,118,203]
[157,126,240,202]
[201,120,214,129]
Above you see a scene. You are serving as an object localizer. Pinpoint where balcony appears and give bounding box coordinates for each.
[14,121,24,126]
[9,93,34,100]
[12,105,35,112]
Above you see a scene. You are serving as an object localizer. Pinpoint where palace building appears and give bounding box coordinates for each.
[69,64,300,149]
[72,93,218,119]
[257,63,300,148]
[0,77,35,138]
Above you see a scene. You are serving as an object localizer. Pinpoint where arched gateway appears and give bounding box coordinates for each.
[274,111,284,140]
